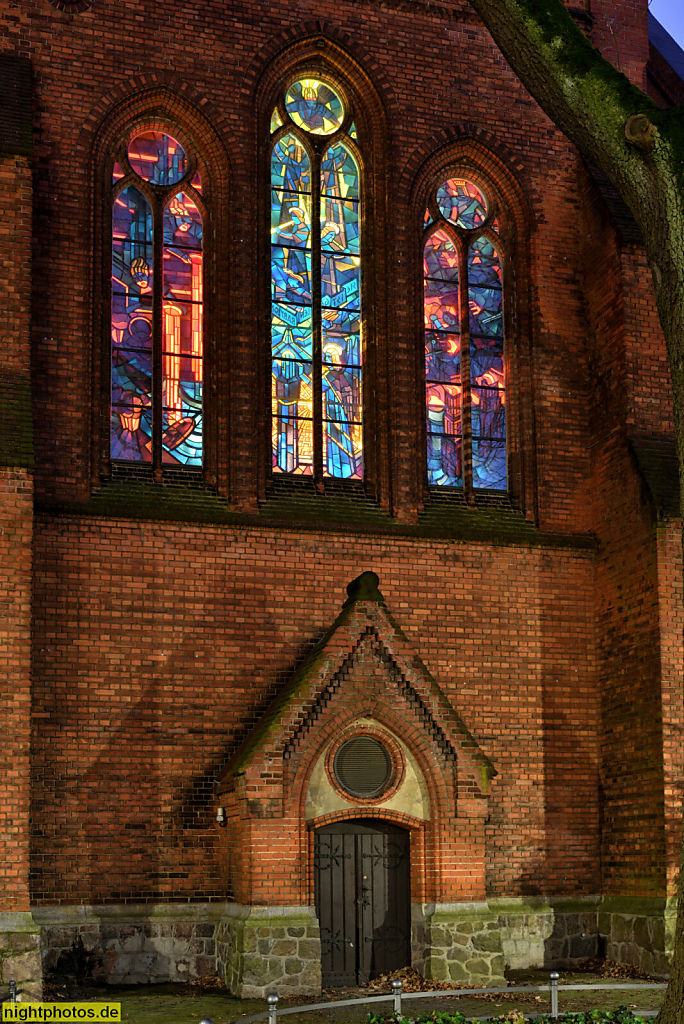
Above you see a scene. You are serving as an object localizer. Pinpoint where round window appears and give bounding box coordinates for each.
[333,737,392,798]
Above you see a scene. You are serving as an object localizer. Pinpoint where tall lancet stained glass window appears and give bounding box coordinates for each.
[424,178,506,491]
[110,130,204,468]
[270,78,362,480]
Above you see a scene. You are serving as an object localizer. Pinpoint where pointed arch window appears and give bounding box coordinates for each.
[424,178,506,492]
[270,79,363,481]
[110,129,205,471]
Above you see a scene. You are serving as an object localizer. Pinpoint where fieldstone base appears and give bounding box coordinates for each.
[0,913,42,1003]
[493,897,600,969]
[412,903,506,985]
[33,904,223,985]
[598,896,675,978]
[217,905,321,998]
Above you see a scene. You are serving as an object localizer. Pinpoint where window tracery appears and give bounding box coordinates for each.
[270,78,363,481]
[424,177,506,492]
[110,129,205,470]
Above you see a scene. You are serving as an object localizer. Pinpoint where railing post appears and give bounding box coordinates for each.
[9,980,16,1003]
[267,992,279,1024]
[392,978,403,1018]
[549,972,559,1019]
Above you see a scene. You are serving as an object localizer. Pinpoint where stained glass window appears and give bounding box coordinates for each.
[270,78,362,480]
[424,178,506,491]
[110,129,204,469]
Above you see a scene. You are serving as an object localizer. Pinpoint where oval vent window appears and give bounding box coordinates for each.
[333,737,392,798]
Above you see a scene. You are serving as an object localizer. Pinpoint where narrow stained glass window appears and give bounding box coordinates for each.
[271,78,362,481]
[424,178,506,492]
[110,130,204,471]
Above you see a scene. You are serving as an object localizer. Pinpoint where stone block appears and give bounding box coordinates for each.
[455,923,476,935]
[305,927,319,938]
[447,962,469,982]
[550,917,567,940]
[271,940,296,957]
[258,939,271,955]
[427,957,447,980]
[196,956,216,976]
[612,916,631,944]
[465,958,489,978]
[18,980,43,1002]
[633,918,650,950]
[174,924,193,941]
[446,946,469,963]
[3,951,42,983]
[47,928,77,948]
[490,954,506,977]
[0,935,10,951]
[205,940,216,956]
[430,927,447,945]
[188,938,205,955]
[640,950,655,976]
[195,924,215,938]
[297,961,322,989]
[472,933,501,953]
[241,931,258,954]
[120,930,144,953]
[11,934,40,953]
[285,958,304,975]
[298,939,320,960]
[568,935,596,960]
[100,926,119,945]
[649,917,665,951]
[288,928,305,938]
[272,928,286,938]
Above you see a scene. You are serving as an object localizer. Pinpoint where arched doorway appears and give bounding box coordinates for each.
[314,819,410,986]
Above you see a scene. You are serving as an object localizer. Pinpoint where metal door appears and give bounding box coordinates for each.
[314,820,410,986]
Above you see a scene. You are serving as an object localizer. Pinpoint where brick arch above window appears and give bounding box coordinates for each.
[88,88,233,495]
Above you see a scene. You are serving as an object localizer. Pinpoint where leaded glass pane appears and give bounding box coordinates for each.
[111,186,153,462]
[468,235,503,339]
[321,144,359,198]
[128,131,187,185]
[472,438,506,490]
[271,134,311,193]
[285,79,344,136]
[272,358,314,475]
[321,253,359,310]
[271,88,361,479]
[161,192,203,467]
[437,178,487,230]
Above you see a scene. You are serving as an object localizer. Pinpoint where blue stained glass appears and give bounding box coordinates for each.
[285,79,344,136]
[472,439,506,490]
[322,365,362,423]
[437,178,487,230]
[272,306,313,362]
[471,386,506,439]
[111,186,154,462]
[163,192,202,249]
[427,435,462,487]
[271,134,311,193]
[321,144,359,198]
[322,309,360,367]
[424,229,459,283]
[321,253,359,309]
[270,108,284,133]
[272,247,312,304]
[324,419,363,479]
[272,357,314,475]
[128,131,187,186]
[321,198,359,254]
[425,333,461,385]
[468,235,502,288]
[272,191,311,249]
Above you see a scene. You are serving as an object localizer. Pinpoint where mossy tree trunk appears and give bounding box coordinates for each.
[464,2,684,1022]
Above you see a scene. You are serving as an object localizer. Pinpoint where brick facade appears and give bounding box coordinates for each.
[1,0,683,1001]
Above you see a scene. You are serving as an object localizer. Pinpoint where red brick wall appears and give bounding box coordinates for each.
[657,522,684,897]
[32,517,598,903]
[0,150,33,913]
[579,171,667,896]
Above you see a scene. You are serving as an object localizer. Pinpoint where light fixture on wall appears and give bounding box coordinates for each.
[216,806,226,826]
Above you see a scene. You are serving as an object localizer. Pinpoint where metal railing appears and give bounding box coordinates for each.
[239,974,668,1024]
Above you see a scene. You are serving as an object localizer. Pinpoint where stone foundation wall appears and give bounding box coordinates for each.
[0,914,42,1003]
[34,905,223,986]
[216,906,321,998]
[412,904,506,985]
[599,897,675,978]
